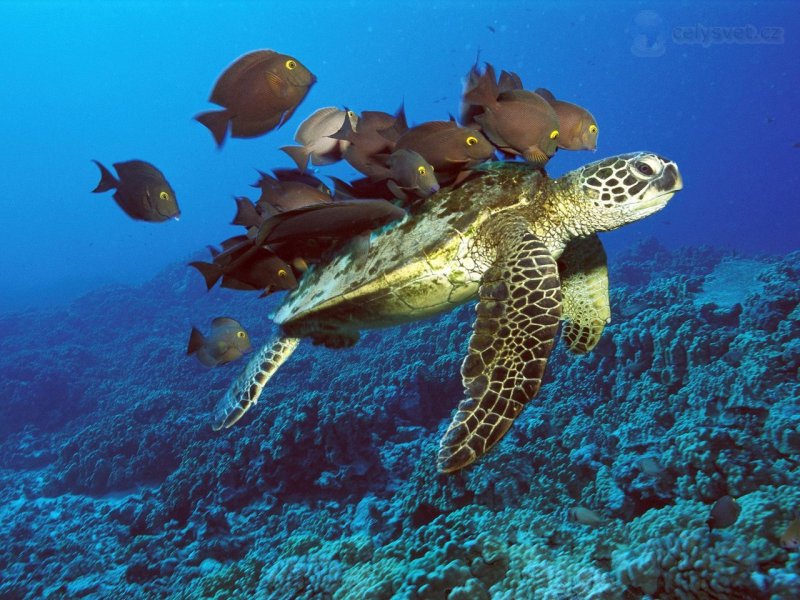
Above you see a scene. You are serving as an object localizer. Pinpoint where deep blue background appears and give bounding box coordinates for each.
[1,0,798,313]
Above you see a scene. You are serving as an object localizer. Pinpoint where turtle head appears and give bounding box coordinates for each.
[572,152,682,231]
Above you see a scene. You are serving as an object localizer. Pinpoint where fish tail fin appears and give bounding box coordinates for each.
[189,261,223,290]
[195,109,230,148]
[231,196,262,228]
[463,64,499,108]
[91,160,118,193]
[281,145,311,172]
[213,336,301,430]
[498,70,524,93]
[187,327,206,355]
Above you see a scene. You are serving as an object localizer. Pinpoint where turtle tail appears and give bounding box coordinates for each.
[212,336,300,430]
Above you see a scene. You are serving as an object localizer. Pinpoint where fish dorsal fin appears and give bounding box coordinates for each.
[498,70,524,93]
[211,317,240,329]
[437,219,562,472]
[533,87,557,103]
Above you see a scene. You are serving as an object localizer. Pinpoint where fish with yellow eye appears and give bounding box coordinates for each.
[195,49,316,147]
[383,149,440,202]
[190,242,298,295]
[393,119,495,180]
[281,106,359,172]
[535,88,599,151]
[362,148,440,203]
[91,159,179,222]
[462,63,560,164]
[187,318,253,368]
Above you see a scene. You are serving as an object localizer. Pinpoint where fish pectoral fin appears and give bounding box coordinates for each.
[265,71,285,96]
[558,234,610,354]
[438,221,562,473]
[212,336,300,430]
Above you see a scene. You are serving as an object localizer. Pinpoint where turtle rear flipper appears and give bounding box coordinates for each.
[213,336,300,430]
[438,221,562,472]
[558,234,610,354]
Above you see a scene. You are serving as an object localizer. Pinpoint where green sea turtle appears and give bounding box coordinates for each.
[213,152,682,472]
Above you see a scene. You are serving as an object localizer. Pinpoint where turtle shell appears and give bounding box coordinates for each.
[274,164,545,331]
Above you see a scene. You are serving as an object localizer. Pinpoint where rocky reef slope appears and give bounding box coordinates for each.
[0,240,798,599]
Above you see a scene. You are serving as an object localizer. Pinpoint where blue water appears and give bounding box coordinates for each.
[1,1,797,312]
[2,2,800,599]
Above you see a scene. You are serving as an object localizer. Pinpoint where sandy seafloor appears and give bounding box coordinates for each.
[1,241,798,599]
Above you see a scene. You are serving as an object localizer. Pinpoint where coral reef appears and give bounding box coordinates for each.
[0,242,799,599]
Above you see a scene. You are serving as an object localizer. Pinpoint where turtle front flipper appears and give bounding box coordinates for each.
[438,222,562,472]
[558,234,610,354]
[213,336,300,430]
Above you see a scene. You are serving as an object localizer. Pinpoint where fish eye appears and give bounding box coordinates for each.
[465,136,478,146]
[236,331,246,338]
[347,110,355,118]
[635,161,654,176]
[549,130,559,140]
[285,60,297,70]
[278,269,288,278]
[589,124,598,134]
[417,166,426,175]
[159,191,169,200]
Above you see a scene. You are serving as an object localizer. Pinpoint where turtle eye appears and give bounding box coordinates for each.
[278,269,288,278]
[465,136,478,146]
[589,124,598,134]
[635,161,654,176]
[417,166,426,176]
[159,191,169,200]
[549,130,559,140]
[285,60,297,70]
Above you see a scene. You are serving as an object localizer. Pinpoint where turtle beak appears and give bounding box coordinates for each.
[655,163,682,193]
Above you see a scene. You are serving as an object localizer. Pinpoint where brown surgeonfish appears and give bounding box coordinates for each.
[252,171,332,216]
[535,88,598,151]
[255,199,406,247]
[568,506,604,527]
[187,317,252,367]
[195,50,316,147]
[191,245,297,294]
[394,120,494,175]
[707,495,741,530]
[381,149,440,202]
[463,64,559,164]
[281,106,359,171]
[91,160,179,222]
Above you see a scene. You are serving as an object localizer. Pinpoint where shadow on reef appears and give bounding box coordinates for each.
[0,239,799,598]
